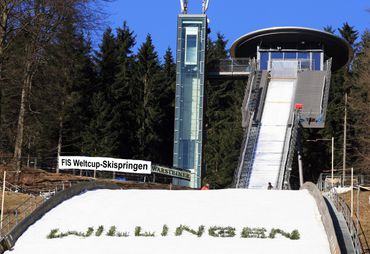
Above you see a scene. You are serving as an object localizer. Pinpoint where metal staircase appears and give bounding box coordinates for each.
[239,125,260,187]
[233,69,266,188]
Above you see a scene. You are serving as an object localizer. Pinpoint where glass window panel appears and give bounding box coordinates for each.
[259,52,269,70]
[312,52,321,70]
[271,52,283,59]
[284,52,297,59]
[298,52,309,59]
[185,27,198,65]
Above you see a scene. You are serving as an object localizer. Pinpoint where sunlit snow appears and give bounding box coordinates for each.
[249,79,295,189]
[6,189,330,254]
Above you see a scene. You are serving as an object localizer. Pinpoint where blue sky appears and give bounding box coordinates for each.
[100,0,370,59]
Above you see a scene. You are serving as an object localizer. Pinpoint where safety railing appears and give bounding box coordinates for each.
[277,111,299,190]
[326,188,370,254]
[233,112,255,188]
[283,111,301,189]
[0,181,73,237]
[207,58,252,76]
[233,66,264,188]
[0,195,44,237]
[243,125,261,188]
[241,67,257,128]
[320,58,332,118]
[0,156,57,171]
[268,59,315,71]
[232,65,257,187]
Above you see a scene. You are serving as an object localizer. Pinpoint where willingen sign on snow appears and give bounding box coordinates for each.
[58,156,151,174]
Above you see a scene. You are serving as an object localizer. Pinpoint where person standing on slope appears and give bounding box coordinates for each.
[267,182,273,190]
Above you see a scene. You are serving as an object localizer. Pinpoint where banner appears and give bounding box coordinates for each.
[58,156,151,174]
[151,165,191,181]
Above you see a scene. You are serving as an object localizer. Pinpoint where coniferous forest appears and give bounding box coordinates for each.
[0,1,369,188]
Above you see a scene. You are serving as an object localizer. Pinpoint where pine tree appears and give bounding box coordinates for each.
[82,28,119,157]
[110,22,137,158]
[156,48,176,166]
[339,22,359,49]
[135,34,162,161]
[204,34,244,188]
[62,35,98,155]
[323,25,335,34]
[82,91,118,156]
[97,28,118,92]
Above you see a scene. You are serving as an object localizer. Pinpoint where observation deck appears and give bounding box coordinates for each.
[230,26,353,71]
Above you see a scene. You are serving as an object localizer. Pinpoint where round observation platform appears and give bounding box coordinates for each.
[230,27,352,71]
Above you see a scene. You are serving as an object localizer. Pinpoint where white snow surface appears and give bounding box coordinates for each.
[7,189,331,254]
[248,80,295,189]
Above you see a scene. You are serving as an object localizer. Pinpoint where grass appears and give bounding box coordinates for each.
[0,191,44,235]
[340,190,370,249]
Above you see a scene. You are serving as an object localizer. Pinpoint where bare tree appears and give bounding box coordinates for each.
[0,0,27,135]
[350,31,370,172]
[13,0,78,172]
[12,0,109,172]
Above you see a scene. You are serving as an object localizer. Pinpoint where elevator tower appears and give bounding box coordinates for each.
[173,1,208,188]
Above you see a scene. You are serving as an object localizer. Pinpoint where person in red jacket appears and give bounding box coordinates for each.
[201,183,209,190]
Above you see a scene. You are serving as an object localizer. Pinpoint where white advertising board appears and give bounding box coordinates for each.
[58,156,151,174]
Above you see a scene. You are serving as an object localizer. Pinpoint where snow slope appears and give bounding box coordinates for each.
[248,79,295,189]
[6,189,330,254]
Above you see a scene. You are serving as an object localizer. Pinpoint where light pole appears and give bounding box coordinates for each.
[1,171,6,229]
[306,137,334,188]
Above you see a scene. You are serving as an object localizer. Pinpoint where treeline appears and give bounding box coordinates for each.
[0,0,243,188]
[0,0,177,170]
[204,34,245,188]
[299,23,370,184]
[0,0,108,171]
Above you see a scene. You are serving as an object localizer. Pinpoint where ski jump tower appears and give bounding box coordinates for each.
[172,0,209,188]
[231,27,352,189]
[172,2,351,189]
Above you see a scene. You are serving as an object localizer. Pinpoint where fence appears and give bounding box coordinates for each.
[0,157,186,236]
[317,173,367,192]
[301,182,341,254]
[0,155,55,171]
[269,59,315,72]
[326,188,370,254]
[0,182,121,253]
[0,180,73,237]
[0,195,43,237]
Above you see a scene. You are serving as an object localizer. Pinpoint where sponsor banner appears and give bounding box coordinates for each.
[152,165,191,181]
[58,156,151,174]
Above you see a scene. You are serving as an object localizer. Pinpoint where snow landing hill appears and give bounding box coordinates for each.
[6,189,331,254]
